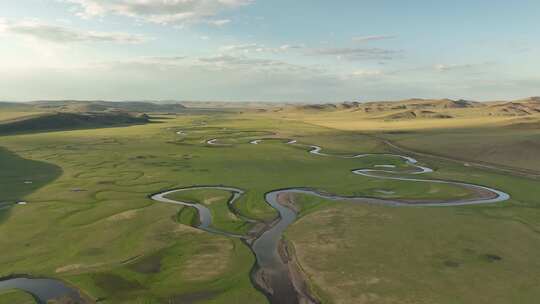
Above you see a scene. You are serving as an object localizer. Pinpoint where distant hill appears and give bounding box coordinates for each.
[486,97,540,116]
[383,110,454,120]
[0,102,29,109]
[296,98,479,112]
[297,103,340,111]
[354,98,479,112]
[0,112,149,135]
[291,97,540,121]
[179,101,296,109]
[28,100,187,113]
[0,102,37,115]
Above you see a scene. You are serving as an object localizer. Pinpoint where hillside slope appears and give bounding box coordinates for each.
[30,100,187,113]
[0,112,149,135]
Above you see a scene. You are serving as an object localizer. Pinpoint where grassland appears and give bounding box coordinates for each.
[379,124,540,173]
[270,99,540,176]
[0,289,36,304]
[0,147,62,226]
[0,104,539,303]
[286,158,540,303]
[166,189,251,235]
[0,112,45,123]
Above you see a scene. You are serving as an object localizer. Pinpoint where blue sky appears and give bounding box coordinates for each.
[0,0,539,102]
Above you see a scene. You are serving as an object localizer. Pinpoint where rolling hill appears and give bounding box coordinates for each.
[292,97,540,120]
[29,100,187,113]
[0,112,149,135]
[486,97,540,116]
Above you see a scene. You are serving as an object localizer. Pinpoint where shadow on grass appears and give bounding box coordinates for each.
[0,147,62,223]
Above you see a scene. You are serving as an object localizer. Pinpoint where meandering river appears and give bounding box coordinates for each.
[0,137,510,304]
[0,276,84,304]
[151,138,510,304]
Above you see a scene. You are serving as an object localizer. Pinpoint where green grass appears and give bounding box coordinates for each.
[67,237,263,304]
[381,126,540,173]
[285,143,540,304]
[272,103,540,174]
[0,111,538,303]
[166,189,251,235]
[0,289,36,304]
[176,205,199,227]
[0,147,62,202]
[288,195,540,303]
[0,147,62,228]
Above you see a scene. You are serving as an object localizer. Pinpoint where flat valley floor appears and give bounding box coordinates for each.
[1,109,539,304]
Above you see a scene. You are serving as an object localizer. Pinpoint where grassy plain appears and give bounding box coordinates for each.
[166,189,251,235]
[0,289,36,304]
[273,104,540,175]
[286,159,540,303]
[380,124,540,173]
[0,107,538,303]
[256,106,540,303]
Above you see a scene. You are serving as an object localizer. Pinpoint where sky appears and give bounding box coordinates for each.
[0,0,539,102]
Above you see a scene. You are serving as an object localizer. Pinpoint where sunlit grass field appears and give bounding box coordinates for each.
[0,111,539,303]
[380,125,540,173]
[269,107,540,174]
[0,111,45,124]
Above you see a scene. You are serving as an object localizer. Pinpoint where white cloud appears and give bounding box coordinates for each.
[63,0,253,25]
[219,43,259,52]
[434,63,475,72]
[141,55,187,63]
[279,44,303,50]
[351,69,383,77]
[206,19,231,26]
[0,19,146,44]
[336,69,385,81]
[308,47,398,61]
[352,35,396,43]
[196,54,311,72]
[219,43,304,53]
[99,55,188,71]
[101,53,316,74]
